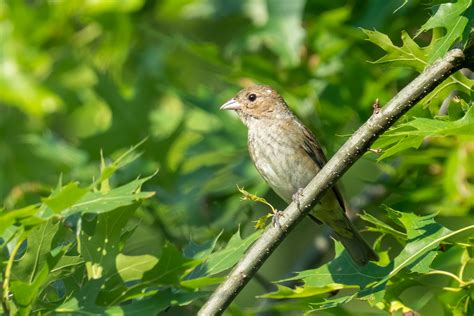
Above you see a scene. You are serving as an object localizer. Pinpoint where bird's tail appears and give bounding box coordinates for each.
[333,223,379,266]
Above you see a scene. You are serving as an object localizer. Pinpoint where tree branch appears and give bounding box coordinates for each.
[198,48,466,316]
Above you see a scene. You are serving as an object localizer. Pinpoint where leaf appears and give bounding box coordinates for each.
[114,254,159,282]
[0,205,43,235]
[99,244,199,305]
[362,29,428,71]
[418,0,472,63]
[143,242,199,286]
[79,205,137,280]
[94,254,159,306]
[55,287,207,316]
[182,229,262,291]
[7,220,60,314]
[198,229,262,276]
[95,139,149,185]
[390,211,450,274]
[183,231,223,259]
[359,211,406,241]
[360,212,474,296]
[254,213,273,230]
[61,174,155,217]
[42,182,89,214]
[11,220,59,283]
[279,209,474,311]
[374,105,474,159]
[180,276,224,289]
[104,290,207,316]
[283,242,390,289]
[238,186,277,214]
[386,106,474,137]
[54,279,107,314]
[10,265,49,315]
[260,284,345,299]
[309,294,357,310]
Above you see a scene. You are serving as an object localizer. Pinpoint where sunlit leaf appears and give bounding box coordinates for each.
[362,29,428,71]
[418,0,472,63]
[374,105,474,159]
[61,174,155,217]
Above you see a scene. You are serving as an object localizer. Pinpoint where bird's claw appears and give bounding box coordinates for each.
[272,210,284,228]
[292,188,304,212]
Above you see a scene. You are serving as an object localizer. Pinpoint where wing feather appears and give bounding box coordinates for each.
[300,125,348,213]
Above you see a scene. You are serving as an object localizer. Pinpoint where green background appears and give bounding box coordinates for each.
[1,0,473,314]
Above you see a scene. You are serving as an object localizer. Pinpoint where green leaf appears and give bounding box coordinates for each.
[10,265,49,315]
[11,220,59,283]
[99,243,199,305]
[79,205,137,280]
[359,211,406,241]
[143,242,199,285]
[418,0,472,63]
[260,284,345,299]
[309,294,357,311]
[61,174,155,217]
[391,211,450,273]
[180,276,224,289]
[189,229,262,279]
[283,242,390,289]
[115,253,159,282]
[386,106,474,137]
[54,279,107,314]
[183,230,223,259]
[42,182,88,214]
[280,210,474,311]
[104,290,206,316]
[0,205,42,235]
[362,29,428,71]
[375,106,474,159]
[7,220,60,314]
[361,212,474,295]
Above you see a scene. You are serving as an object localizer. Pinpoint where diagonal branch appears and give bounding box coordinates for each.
[198,48,467,316]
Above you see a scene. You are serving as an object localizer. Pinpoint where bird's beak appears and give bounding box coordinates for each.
[220,99,241,111]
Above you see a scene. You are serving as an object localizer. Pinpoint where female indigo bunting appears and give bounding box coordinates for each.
[221,85,378,265]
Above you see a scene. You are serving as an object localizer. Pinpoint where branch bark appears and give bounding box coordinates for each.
[198,48,466,316]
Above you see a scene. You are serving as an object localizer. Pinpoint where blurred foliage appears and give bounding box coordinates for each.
[0,0,473,315]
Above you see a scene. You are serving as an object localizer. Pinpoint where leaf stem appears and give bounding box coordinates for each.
[426,270,464,284]
[2,236,25,309]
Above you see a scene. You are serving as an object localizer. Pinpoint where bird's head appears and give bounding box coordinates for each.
[220,85,290,124]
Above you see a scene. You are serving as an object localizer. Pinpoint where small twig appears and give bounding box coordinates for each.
[2,236,26,312]
[425,270,464,285]
[237,186,284,228]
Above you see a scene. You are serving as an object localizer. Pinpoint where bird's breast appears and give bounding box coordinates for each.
[247,120,319,203]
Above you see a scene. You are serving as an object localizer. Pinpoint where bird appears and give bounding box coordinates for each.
[220,85,378,266]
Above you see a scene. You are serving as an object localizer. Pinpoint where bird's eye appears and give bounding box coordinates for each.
[248,93,257,102]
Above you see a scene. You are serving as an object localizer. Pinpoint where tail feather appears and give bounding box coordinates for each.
[334,229,379,266]
[314,191,378,266]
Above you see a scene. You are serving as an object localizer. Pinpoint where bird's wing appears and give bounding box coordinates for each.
[300,125,348,212]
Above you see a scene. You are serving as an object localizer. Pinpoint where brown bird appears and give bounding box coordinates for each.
[221,85,378,265]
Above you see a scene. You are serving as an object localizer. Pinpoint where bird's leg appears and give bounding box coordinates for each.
[292,188,305,212]
[271,209,284,228]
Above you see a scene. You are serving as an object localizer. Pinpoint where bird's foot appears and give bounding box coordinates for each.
[292,188,305,212]
[271,210,284,228]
